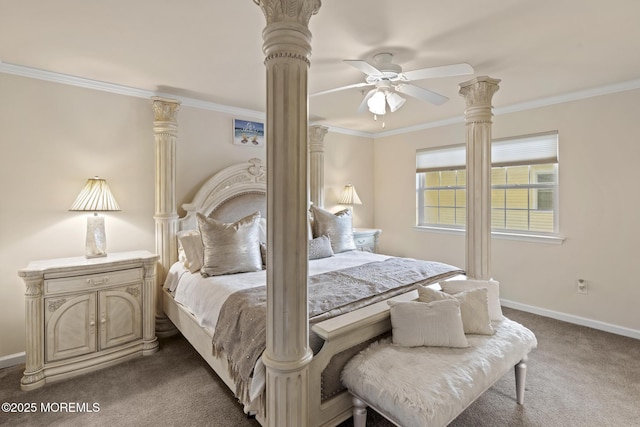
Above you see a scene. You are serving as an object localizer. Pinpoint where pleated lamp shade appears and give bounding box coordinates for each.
[338,184,362,206]
[70,177,121,212]
[70,177,120,258]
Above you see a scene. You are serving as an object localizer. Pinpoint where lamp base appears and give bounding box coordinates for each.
[85,214,107,258]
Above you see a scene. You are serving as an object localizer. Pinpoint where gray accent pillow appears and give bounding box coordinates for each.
[310,205,356,253]
[197,211,262,276]
[308,235,334,260]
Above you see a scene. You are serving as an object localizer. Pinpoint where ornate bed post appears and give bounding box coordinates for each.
[151,96,180,336]
[458,77,500,280]
[309,125,328,208]
[254,1,321,426]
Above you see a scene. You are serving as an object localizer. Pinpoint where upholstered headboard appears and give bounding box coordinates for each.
[178,158,266,232]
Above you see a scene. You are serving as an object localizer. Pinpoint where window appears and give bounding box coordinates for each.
[416,132,559,236]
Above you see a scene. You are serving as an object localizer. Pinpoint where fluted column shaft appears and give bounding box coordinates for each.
[459,77,500,280]
[254,1,321,426]
[151,97,180,335]
[309,125,328,208]
[20,274,45,390]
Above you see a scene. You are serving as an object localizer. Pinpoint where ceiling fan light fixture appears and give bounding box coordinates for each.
[386,91,406,112]
[367,90,386,115]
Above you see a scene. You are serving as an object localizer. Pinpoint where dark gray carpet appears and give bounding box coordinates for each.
[1,308,639,427]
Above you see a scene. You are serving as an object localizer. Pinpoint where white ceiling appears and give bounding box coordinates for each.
[2,0,640,135]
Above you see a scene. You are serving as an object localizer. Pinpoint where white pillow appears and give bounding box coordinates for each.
[417,286,495,335]
[177,230,204,274]
[441,279,504,321]
[258,217,267,244]
[197,212,263,276]
[309,205,356,253]
[387,300,469,348]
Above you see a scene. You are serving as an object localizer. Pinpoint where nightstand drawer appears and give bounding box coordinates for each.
[352,228,381,253]
[355,235,375,247]
[45,268,143,295]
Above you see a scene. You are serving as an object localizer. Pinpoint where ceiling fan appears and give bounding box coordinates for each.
[312,53,474,118]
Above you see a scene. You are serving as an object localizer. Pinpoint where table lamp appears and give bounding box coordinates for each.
[338,184,362,214]
[69,177,120,258]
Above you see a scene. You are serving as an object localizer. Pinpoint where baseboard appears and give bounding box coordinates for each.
[501,299,640,340]
[0,352,25,369]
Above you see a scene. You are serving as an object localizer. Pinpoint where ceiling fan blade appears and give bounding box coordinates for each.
[344,59,383,76]
[401,63,474,81]
[357,89,377,113]
[311,82,373,97]
[396,84,449,105]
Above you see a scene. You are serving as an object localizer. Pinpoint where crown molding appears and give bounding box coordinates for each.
[3,61,639,139]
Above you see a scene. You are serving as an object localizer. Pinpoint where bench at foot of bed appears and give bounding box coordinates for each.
[341,317,537,427]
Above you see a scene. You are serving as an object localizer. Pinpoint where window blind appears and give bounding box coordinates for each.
[416,132,558,172]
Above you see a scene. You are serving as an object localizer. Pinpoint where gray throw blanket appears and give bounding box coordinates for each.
[212,257,464,407]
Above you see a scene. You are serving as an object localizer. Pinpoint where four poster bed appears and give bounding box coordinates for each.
[158,156,465,426]
[150,25,535,420]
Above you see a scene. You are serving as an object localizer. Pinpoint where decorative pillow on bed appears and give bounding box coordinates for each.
[197,211,263,276]
[258,217,267,244]
[308,235,334,260]
[417,286,495,335]
[441,279,504,321]
[387,300,469,348]
[309,205,356,253]
[177,230,204,274]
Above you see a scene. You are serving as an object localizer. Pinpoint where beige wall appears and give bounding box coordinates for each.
[323,131,375,228]
[374,89,640,335]
[0,73,374,359]
[4,69,637,359]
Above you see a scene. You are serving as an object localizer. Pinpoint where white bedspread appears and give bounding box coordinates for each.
[164,251,393,407]
[164,250,390,332]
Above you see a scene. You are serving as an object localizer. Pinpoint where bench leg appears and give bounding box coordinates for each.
[352,395,368,427]
[515,356,528,404]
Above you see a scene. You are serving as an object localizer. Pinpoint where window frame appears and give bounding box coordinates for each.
[416,132,561,241]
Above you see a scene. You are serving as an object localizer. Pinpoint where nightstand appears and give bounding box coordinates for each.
[18,250,159,390]
[352,228,382,253]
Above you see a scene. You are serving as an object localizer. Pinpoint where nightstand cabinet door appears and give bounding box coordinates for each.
[100,284,142,350]
[352,228,382,253]
[45,293,97,363]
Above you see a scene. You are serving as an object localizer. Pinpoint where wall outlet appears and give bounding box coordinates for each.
[576,279,588,294]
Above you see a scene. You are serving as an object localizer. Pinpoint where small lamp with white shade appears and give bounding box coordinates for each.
[69,177,120,258]
[338,184,362,213]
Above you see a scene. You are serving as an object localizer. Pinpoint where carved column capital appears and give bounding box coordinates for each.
[151,97,181,123]
[308,125,328,151]
[459,76,501,123]
[21,274,43,297]
[254,0,321,27]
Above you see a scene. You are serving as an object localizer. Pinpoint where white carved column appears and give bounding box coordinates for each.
[151,97,180,336]
[254,1,321,426]
[141,256,159,354]
[309,125,328,208]
[19,273,45,390]
[458,77,500,280]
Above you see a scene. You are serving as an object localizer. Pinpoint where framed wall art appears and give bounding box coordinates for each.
[233,119,265,147]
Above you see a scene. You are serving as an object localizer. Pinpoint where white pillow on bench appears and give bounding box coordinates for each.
[441,279,504,321]
[418,286,495,335]
[387,299,469,348]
